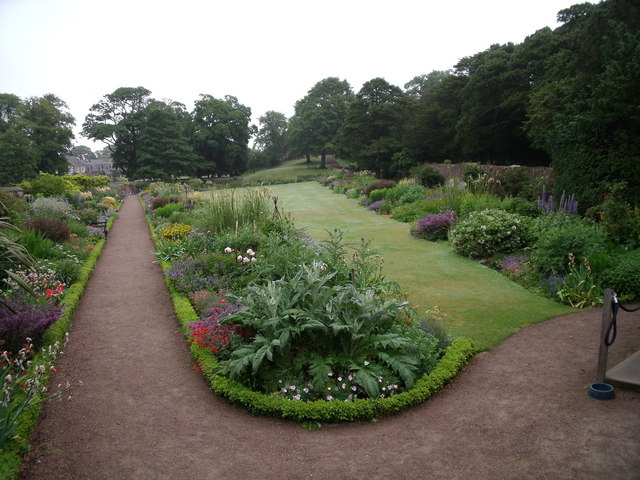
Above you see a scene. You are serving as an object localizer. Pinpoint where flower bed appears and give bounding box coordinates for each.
[144,193,476,424]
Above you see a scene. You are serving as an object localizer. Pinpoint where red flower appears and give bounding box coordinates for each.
[46,289,52,298]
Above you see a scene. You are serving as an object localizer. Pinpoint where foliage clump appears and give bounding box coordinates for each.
[448,209,530,258]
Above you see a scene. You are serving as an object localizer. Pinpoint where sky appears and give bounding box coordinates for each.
[0,0,580,150]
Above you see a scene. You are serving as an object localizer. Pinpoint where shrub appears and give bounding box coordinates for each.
[76,208,100,224]
[368,189,387,203]
[150,196,181,210]
[503,197,541,218]
[599,249,640,299]
[25,217,70,243]
[29,196,76,220]
[532,214,607,275]
[384,183,425,207]
[409,165,445,188]
[412,211,455,241]
[586,183,640,248]
[449,209,530,258]
[0,295,63,352]
[20,173,75,197]
[462,163,485,182]
[363,179,396,196]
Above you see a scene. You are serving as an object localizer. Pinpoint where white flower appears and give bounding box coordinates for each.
[364,361,369,366]
[224,247,233,253]
[237,255,243,261]
[246,248,255,256]
[251,257,257,262]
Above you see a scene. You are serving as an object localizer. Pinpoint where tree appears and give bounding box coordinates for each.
[135,101,197,180]
[288,77,353,168]
[0,94,36,185]
[70,145,97,159]
[0,93,74,185]
[254,111,288,167]
[405,72,466,162]
[82,87,152,178]
[190,95,253,177]
[337,78,409,177]
[23,94,75,174]
[526,0,640,209]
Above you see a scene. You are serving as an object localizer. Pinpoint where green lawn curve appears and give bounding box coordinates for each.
[267,182,572,350]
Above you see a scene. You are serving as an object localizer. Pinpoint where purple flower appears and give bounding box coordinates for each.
[413,210,455,241]
[367,200,384,212]
[0,295,63,352]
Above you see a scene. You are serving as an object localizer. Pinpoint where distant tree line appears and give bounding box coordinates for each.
[1,0,637,208]
[284,0,639,209]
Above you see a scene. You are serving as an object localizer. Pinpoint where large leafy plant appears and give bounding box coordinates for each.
[219,263,420,399]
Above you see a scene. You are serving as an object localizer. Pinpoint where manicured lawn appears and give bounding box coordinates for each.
[267,182,573,350]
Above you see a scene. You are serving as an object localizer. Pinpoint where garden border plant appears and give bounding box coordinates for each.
[143,197,476,425]
[0,215,113,480]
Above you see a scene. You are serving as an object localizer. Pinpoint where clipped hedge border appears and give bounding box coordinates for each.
[0,215,115,480]
[143,198,477,423]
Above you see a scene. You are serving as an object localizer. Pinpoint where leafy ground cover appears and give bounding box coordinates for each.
[267,182,571,349]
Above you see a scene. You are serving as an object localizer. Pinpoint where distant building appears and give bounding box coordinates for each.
[66,156,118,177]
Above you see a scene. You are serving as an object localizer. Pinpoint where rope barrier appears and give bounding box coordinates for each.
[605,292,640,347]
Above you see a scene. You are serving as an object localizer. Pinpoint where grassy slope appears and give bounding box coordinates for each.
[243,158,345,182]
[267,182,572,350]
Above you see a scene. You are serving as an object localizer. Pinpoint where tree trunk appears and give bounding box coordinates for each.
[306,153,311,164]
[320,151,326,169]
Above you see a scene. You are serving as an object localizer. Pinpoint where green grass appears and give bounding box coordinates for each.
[243,157,344,182]
[266,182,572,350]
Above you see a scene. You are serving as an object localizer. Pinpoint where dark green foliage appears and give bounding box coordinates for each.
[337,78,409,177]
[135,101,196,181]
[287,78,353,168]
[82,87,152,178]
[462,163,485,182]
[598,249,640,299]
[76,208,100,224]
[191,94,252,177]
[586,182,640,248]
[503,197,541,218]
[26,217,70,243]
[409,165,445,188]
[526,0,640,210]
[532,214,607,275]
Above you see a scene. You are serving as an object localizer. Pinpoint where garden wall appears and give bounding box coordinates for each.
[424,163,553,184]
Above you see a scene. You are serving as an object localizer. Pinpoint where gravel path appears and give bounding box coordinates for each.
[19,195,640,479]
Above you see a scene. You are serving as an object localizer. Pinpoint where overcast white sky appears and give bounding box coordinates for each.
[1,0,578,149]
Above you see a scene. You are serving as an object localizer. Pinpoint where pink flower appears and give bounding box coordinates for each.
[326,395,333,401]
[242,257,250,263]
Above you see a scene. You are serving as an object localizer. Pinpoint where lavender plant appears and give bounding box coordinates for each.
[0,295,63,352]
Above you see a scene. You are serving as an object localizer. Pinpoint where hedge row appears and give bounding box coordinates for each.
[145,198,477,424]
[0,216,114,480]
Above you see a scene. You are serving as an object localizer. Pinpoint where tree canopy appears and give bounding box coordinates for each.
[0,93,74,185]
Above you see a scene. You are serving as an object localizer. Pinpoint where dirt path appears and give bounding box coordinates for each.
[19,196,640,479]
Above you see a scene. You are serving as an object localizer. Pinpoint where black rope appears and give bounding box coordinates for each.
[605,298,618,347]
[605,292,640,347]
